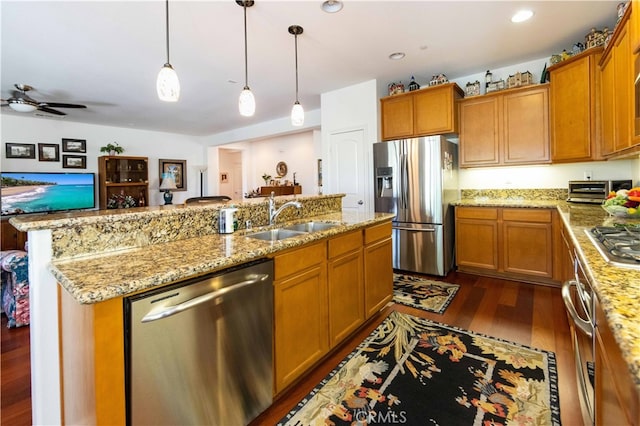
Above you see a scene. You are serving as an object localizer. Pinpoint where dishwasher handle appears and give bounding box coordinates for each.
[394,227,436,232]
[561,280,593,338]
[141,273,270,323]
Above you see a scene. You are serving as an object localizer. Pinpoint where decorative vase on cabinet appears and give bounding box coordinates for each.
[98,156,149,209]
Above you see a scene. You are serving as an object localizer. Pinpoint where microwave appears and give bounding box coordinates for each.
[567,180,633,203]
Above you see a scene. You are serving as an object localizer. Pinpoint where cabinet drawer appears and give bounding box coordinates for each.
[364,222,392,245]
[502,208,551,223]
[456,207,498,220]
[328,230,362,259]
[274,241,326,280]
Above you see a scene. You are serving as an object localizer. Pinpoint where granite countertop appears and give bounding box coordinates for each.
[555,203,640,389]
[49,211,395,305]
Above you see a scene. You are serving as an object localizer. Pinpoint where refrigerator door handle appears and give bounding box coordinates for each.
[393,227,436,232]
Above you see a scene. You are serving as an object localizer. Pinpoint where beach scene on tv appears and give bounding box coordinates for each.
[1,172,95,216]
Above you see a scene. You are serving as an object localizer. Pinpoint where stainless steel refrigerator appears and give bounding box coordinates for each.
[373,136,458,276]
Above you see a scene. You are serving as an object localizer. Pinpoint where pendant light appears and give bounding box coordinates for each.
[237,0,255,117]
[157,0,180,102]
[288,25,304,127]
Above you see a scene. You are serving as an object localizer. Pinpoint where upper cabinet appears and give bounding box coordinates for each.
[601,5,633,156]
[548,47,604,163]
[459,84,550,168]
[380,83,464,140]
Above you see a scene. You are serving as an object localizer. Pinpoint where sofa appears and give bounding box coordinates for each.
[1,250,29,328]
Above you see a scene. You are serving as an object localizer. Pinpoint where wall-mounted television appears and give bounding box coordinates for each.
[1,172,95,216]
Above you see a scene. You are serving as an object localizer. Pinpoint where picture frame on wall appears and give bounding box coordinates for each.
[5,143,36,159]
[159,159,187,191]
[38,143,60,162]
[62,154,87,169]
[62,138,87,153]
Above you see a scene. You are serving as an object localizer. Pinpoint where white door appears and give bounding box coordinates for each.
[328,128,368,212]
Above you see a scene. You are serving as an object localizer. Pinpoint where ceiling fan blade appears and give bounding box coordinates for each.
[43,102,86,109]
[37,106,66,116]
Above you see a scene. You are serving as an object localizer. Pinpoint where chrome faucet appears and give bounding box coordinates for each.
[269,192,302,225]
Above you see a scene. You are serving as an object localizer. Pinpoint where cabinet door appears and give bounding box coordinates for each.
[381,95,414,140]
[274,264,328,393]
[550,53,599,162]
[502,86,550,164]
[455,219,499,270]
[0,220,27,251]
[459,96,500,166]
[328,249,364,347]
[614,24,632,152]
[502,221,553,278]
[414,84,456,136]
[363,236,393,319]
[601,53,616,155]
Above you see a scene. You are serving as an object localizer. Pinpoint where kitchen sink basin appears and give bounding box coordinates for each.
[283,221,340,233]
[246,229,307,241]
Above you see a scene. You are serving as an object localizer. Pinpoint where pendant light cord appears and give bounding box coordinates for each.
[164,0,170,65]
[243,3,249,89]
[294,33,299,102]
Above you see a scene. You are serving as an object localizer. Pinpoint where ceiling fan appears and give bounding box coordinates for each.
[1,84,86,116]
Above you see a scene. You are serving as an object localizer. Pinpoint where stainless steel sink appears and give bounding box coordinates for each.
[283,221,340,233]
[246,229,307,241]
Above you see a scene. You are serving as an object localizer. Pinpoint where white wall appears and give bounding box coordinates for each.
[1,115,206,205]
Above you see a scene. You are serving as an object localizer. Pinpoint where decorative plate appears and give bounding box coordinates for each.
[276,161,288,178]
[602,204,640,217]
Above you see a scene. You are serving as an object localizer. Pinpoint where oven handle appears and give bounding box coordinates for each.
[562,280,593,338]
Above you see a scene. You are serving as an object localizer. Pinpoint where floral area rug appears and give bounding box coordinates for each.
[278,311,561,426]
[393,273,460,314]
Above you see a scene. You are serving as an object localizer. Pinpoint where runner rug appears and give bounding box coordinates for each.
[278,311,561,426]
[393,273,460,314]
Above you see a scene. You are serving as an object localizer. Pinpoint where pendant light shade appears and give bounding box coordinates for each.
[237,1,255,117]
[288,25,304,127]
[157,0,179,102]
[291,101,304,127]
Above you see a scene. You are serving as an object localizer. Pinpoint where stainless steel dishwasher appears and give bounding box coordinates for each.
[124,258,273,425]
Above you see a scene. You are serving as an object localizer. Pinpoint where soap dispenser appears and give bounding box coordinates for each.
[219,207,238,234]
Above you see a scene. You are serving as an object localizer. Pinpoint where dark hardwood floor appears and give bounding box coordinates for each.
[1,314,31,426]
[1,271,579,425]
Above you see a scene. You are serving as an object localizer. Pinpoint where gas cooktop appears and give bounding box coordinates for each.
[585,226,640,269]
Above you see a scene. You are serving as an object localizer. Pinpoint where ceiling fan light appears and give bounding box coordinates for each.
[291,101,304,126]
[239,87,256,117]
[157,64,180,102]
[511,10,534,23]
[8,102,37,113]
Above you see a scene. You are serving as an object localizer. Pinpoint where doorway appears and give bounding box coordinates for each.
[218,148,244,200]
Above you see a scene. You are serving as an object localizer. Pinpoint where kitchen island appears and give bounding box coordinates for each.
[455,191,640,423]
[10,194,394,425]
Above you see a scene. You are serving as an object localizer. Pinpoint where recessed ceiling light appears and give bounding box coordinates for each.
[389,52,405,60]
[511,9,534,23]
[321,1,343,13]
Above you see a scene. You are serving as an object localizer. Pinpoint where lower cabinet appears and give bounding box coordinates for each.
[328,231,364,348]
[455,207,558,284]
[594,296,640,425]
[364,222,394,318]
[274,241,328,394]
[273,221,393,395]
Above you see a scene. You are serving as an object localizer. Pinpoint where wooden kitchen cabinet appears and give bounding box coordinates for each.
[459,84,550,167]
[380,83,464,140]
[601,7,634,156]
[548,47,603,162]
[363,222,393,318]
[594,296,640,425]
[327,230,364,348]
[455,207,499,270]
[98,156,149,209]
[0,219,27,250]
[274,241,328,394]
[455,206,558,285]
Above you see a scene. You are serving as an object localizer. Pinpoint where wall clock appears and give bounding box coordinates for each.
[276,161,288,177]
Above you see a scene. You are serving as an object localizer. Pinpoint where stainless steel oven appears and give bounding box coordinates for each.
[562,251,595,426]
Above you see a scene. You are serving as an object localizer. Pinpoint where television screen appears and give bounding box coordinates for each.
[1,172,95,216]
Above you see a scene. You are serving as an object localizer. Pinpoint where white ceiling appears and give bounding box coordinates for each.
[1,0,617,137]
